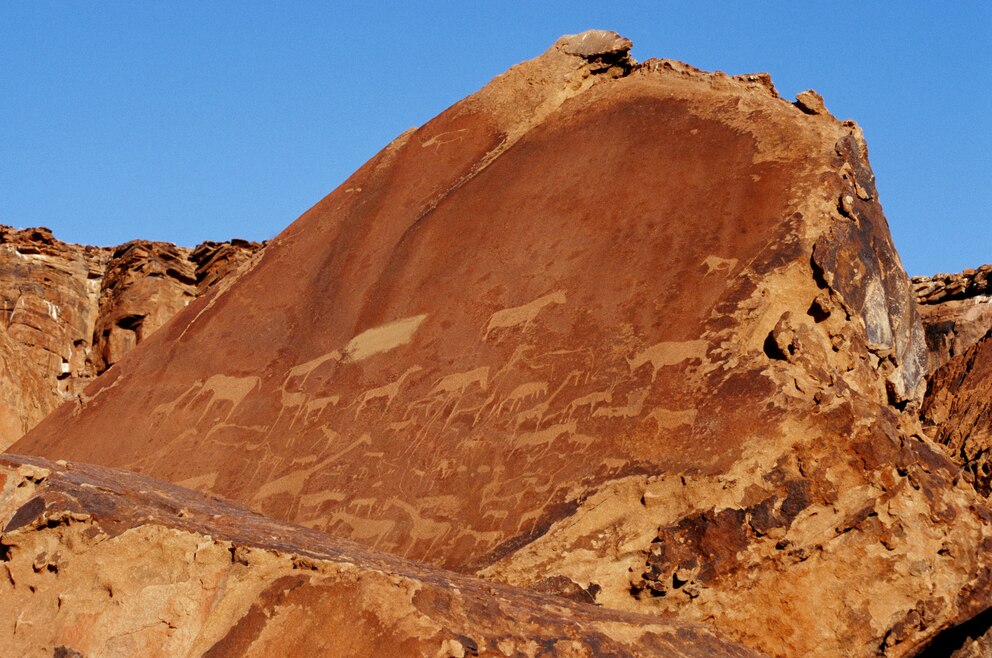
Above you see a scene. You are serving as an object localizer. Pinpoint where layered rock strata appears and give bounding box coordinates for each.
[0,454,757,657]
[0,226,262,447]
[11,31,990,656]
[913,264,992,372]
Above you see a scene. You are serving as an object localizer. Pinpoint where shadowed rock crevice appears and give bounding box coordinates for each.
[914,606,992,658]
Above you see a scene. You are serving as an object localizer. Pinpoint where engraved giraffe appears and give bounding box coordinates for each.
[355,365,423,417]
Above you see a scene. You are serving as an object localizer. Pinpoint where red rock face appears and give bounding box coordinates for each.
[10,32,992,656]
[0,226,262,447]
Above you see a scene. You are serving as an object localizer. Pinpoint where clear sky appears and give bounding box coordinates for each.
[1,3,988,275]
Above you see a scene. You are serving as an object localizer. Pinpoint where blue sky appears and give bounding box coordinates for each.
[1,3,988,275]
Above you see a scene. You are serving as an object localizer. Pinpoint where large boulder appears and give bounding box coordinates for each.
[11,31,990,656]
[0,454,754,657]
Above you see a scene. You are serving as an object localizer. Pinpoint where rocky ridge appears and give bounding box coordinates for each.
[0,454,757,657]
[6,31,992,657]
[0,226,262,448]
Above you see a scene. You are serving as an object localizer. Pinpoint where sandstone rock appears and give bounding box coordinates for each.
[0,226,262,448]
[0,454,756,657]
[794,89,830,116]
[922,330,992,494]
[913,264,992,372]
[11,31,992,656]
[556,29,633,65]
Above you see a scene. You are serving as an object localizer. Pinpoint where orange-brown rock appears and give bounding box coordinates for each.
[12,31,991,656]
[0,226,262,447]
[913,264,992,372]
[922,330,992,493]
[0,453,756,657]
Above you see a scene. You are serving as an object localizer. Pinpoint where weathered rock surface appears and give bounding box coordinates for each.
[0,454,756,657]
[913,264,992,373]
[922,330,992,494]
[0,226,262,447]
[11,31,991,656]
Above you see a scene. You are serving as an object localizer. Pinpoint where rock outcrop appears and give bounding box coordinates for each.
[913,264,992,372]
[10,31,992,656]
[0,226,262,447]
[922,330,992,494]
[0,454,757,657]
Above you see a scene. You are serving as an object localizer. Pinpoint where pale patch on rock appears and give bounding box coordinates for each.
[341,314,427,363]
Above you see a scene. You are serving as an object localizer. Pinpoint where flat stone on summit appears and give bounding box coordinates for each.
[557,29,633,59]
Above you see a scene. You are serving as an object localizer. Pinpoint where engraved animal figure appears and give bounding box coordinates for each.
[483,290,566,340]
[626,340,708,382]
[183,375,260,427]
[702,255,738,276]
[356,366,423,417]
[646,407,698,437]
[563,380,617,418]
[514,401,551,430]
[594,387,650,418]
[494,381,549,416]
[429,366,490,397]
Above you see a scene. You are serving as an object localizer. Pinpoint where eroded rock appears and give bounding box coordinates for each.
[0,226,262,447]
[0,454,755,657]
[922,330,992,494]
[913,264,992,372]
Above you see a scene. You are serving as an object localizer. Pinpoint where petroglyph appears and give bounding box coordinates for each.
[387,419,415,433]
[515,422,576,452]
[429,366,490,397]
[494,380,549,415]
[356,366,423,417]
[514,401,552,430]
[703,255,739,276]
[484,290,566,340]
[286,350,342,383]
[593,387,650,418]
[421,128,469,149]
[297,489,346,513]
[152,374,260,428]
[326,511,396,542]
[507,372,587,429]
[175,471,219,491]
[341,314,427,363]
[646,407,698,434]
[563,381,616,418]
[301,395,341,422]
[627,339,709,381]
